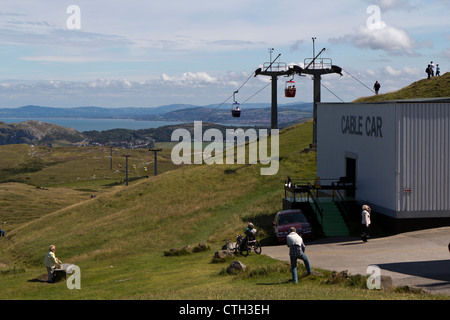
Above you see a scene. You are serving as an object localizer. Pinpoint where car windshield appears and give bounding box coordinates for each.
[278,212,307,225]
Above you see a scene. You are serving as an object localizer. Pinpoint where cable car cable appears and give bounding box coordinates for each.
[321,83,345,103]
[236,72,255,93]
[241,82,271,105]
[342,68,375,94]
[200,93,234,121]
[200,70,257,121]
[207,81,272,124]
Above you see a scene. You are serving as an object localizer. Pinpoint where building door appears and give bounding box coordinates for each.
[345,157,356,197]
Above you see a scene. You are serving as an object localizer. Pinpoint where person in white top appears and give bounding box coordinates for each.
[286,227,312,283]
[361,205,371,242]
[44,245,62,283]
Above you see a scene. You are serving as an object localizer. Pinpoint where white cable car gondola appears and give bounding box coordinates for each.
[285,79,296,98]
[231,90,241,118]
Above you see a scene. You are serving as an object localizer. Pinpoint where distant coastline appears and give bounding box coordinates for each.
[0,103,313,132]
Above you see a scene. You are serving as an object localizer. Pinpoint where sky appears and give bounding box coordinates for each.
[0,0,448,109]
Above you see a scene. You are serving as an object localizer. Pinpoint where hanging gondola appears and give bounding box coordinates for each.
[231,90,241,118]
[285,79,296,98]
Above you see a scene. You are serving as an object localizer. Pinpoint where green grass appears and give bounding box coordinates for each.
[0,183,90,229]
[0,121,446,300]
[354,72,450,102]
[0,145,179,188]
[0,248,442,300]
[0,144,180,230]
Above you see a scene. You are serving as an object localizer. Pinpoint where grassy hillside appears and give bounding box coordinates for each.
[1,123,315,261]
[0,144,179,230]
[0,121,444,300]
[354,72,450,102]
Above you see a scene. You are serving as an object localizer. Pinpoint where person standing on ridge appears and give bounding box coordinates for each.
[373,81,381,95]
[426,65,431,79]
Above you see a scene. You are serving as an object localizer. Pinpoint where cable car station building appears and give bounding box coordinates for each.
[316,98,450,232]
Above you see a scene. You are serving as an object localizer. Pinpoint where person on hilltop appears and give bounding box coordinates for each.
[373,81,381,95]
[426,65,432,79]
[436,64,440,76]
[44,245,62,283]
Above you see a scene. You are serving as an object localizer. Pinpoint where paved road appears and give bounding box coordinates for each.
[263,226,450,296]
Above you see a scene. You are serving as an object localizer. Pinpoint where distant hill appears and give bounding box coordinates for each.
[354,72,450,102]
[0,120,85,146]
[152,104,312,126]
[0,119,303,148]
[0,105,184,118]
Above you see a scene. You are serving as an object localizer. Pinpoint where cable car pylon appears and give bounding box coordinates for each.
[254,45,343,148]
[253,53,289,130]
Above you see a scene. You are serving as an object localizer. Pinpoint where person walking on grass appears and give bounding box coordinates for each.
[44,245,62,283]
[287,227,311,283]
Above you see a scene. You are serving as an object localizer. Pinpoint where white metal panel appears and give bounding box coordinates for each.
[397,103,450,217]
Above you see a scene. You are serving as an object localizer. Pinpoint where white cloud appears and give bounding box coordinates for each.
[330,24,417,55]
[385,65,402,76]
[0,70,259,107]
[366,66,422,78]
[161,72,218,87]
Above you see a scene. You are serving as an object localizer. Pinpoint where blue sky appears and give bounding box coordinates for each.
[0,0,448,109]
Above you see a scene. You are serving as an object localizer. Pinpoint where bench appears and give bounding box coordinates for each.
[53,263,75,282]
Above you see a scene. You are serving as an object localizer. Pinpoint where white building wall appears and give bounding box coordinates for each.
[318,101,450,219]
[317,103,397,214]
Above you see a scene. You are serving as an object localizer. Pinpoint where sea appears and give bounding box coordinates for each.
[0,118,182,132]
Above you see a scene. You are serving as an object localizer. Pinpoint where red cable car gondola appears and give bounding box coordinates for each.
[285,79,296,98]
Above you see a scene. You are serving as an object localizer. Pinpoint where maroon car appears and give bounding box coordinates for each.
[273,209,313,243]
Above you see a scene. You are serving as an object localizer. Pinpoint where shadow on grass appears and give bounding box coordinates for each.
[256,280,291,285]
[240,212,279,246]
[27,271,66,284]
